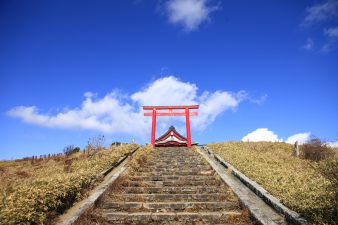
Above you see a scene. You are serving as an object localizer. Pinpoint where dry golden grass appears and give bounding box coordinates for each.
[0,144,138,225]
[208,142,337,225]
[127,144,154,173]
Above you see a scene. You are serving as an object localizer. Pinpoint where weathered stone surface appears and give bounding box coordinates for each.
[74,147,253,224]
[197,146,290,225]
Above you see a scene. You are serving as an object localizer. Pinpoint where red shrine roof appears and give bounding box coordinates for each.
[155,126,187,147]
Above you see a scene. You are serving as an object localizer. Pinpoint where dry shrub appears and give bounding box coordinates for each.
[0,144,138,225]
[301,137,335,161]
[63,159,73,173]
[63,145,80,156]
[225,209,253,225]
[128,144,153,173]
[109,175,129,192]
[317,159,338,223]
[209,141,335,225]
[136,154,147,166]
[0,166,6,175]
[73,206,106,225]
[14,171,30,178]
[45,210,58,224]
[86,135,105,155]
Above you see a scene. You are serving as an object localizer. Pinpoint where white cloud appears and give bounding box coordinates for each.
[193,90,246,130]
[324,26,338,37]
[165,0,220,31]
[320,42,336,52]
[301,1,338,53]
[132,76,246,131]
[303,0,338,25]
[131,76,198,106]
[241,128,281,142]
[303,38,314,50]
[320,27,338,52]
[286,132,311,144]
[8,76,246,136]
[8,92,148,135]
[242,129,311,144]
[327,141,338,148]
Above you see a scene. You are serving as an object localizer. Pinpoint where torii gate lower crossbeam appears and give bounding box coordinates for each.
[143,105,199,147]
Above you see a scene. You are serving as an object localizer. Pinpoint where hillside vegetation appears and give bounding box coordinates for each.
[208,142,337,225]
[0,143,138,225]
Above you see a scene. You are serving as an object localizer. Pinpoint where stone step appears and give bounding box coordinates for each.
[122,179,221,187]
[145,164,210,169]
[150,156,198,159]
[150,159,202,162]
[101,201,240,212]
[150,158,200,161]
[146,162,203,166]
[108,193,232,202]
[146,163,207,168]
[147,158,203,161]
[152,152,197,155]
[142,168,211,172]
[76,147,253,225]
[135,170,215,176]
[149,156,201,159]
[102,211,247,223]
[152,156,199,158]
[123,186,225,194]
[128,175,218,181]
[137,168,213,174]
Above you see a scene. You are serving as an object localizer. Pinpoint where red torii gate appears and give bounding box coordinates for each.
[143,105,199,147]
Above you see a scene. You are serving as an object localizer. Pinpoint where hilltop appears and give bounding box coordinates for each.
[208,141,337,225]
[0,142,337,225]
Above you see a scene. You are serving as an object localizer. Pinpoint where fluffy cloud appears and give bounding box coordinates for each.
[241,128,281,142]
[193,90,246,129]
[303,38,314,50]
[325,26,338,37]
[303,0,338,25]
[8,76,246,136]
[301,1,338,52]
[327,141,338,148]
[242,128,311,144]
[321,27,338,52]
[8,92,148,135]
[165,0,220,31]
[131,76,198,106]
[286,132,311,144]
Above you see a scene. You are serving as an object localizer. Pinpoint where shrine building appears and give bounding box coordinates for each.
[143,105,199,148]
[155,126,188,147]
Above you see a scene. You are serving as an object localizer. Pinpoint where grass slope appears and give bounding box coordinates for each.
[0,144,138,225]
[208,142,337,225]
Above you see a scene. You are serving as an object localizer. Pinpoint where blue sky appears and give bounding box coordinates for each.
[1,0,337,159]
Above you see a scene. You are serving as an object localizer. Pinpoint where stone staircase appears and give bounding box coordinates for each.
[79,147,253,224]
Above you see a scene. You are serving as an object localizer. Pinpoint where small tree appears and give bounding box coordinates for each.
[86,135,105,154]
[63,145,80,156]
[111,142,122,147]
[301,137,335,161]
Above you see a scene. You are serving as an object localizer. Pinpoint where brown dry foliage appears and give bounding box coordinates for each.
[0,166,6,175]
[72,206,106,225]
[301,137,335,161]
[136,154,148,166]
[14,171,31,178]
[0,144,138,225]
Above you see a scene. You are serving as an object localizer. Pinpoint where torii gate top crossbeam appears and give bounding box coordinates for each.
[143,105,199,110]
[143,105,199,148]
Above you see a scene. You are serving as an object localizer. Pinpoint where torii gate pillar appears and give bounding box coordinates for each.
[151,108,156,146]
[185,107,191,147]
[143,105,199,148]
